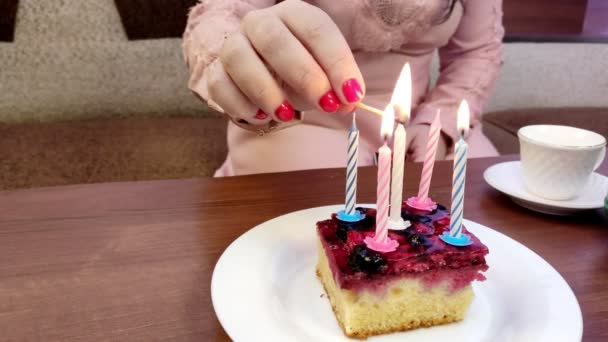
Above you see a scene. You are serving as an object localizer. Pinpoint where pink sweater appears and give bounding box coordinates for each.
[183,0,504,175]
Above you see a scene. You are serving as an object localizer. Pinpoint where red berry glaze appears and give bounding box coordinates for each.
[317,205,489,293]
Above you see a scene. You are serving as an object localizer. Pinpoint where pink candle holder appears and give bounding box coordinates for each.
[406,196,438,212]
[364,235,399,253]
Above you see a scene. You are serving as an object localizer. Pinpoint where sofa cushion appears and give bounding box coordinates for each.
[0,116,228,190]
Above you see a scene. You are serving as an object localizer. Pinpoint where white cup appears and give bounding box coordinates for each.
[518,125,606,200]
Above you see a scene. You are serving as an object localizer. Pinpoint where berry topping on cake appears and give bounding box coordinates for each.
[345,230,366,250]
[407,233,432,249]
[405,214,433,226]
[335,221,354,243]
[334,207,376,242]
[348,245,387,274]
[412,221,435,235]
[317,203,488,289]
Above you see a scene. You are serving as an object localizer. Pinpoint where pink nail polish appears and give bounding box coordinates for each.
[254,109,268,120]
[275,101,295,121]
[342,79,363,103]
[319,90,340,113]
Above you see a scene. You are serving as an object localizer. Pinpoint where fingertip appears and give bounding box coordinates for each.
[337,103,356,114]
[342,78,364,103]
[275,101,295,122]
[319,90,340,113]
[254,109,269,120]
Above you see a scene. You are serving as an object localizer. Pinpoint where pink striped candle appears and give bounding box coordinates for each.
[418,111,441,199]
[365,106,399,253]
[407,110,441,211]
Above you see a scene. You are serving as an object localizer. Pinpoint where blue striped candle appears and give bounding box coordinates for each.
[345,115,359,215]
[441,100,473,246]
[449,136,467,237]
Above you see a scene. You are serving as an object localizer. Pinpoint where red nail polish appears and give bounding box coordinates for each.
[254,109,268,120]
[275,101,295,121]
[342,79,363,103]
[319,90,340,113]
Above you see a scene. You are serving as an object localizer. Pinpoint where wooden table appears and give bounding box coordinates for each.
[1,155,606,341]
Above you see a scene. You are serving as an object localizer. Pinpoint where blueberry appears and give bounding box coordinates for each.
[414,223,435,236]
[336,220,360,242]
[336,225,349,242]
[336,214,370,242]
[398,227,416,240]
[355,216,374,230]
[355,207,376,229]
[401,210,432,226]
[348,245,386,274]
[401,210,415,222]
[408,233,431,249]
[413,215,432,225]
[355,207,368,214]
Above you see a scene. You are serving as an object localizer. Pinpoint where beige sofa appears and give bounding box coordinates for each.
[0,1,606,190]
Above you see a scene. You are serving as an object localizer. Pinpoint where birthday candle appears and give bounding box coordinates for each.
[365,106,399,253]
[417,111,442,200]
[388,64,411,229]
[389,124,406,223]
[376,140,392,241]
[449,101,470,238]
[345,114,359,216]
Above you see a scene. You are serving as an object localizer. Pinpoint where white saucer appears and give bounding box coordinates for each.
[484,161,608,215]
[211,205,582,342]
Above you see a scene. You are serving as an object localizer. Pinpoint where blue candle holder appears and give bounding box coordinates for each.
[337,209,365,223]
[440,231,473,247]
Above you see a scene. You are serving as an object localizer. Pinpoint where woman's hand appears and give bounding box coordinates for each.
[406,124,449,162]
[206,0,364,125]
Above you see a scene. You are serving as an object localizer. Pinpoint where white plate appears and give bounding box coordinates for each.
[484,161,608,215]
[211,205,582,342]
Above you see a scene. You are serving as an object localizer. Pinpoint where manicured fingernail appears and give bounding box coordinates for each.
[319,90,340,113]
[254,109,268,120]
[275,101,295,121]
[342,79,363,103]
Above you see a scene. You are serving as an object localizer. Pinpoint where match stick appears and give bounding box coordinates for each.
[355,102,384,117]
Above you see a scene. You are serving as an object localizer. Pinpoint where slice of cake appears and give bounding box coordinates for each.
[316,204,489,339]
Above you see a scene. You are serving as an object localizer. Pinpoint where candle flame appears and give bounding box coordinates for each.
[457,100,470,136]
[381,104,395,139]
[389,63,412,123]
